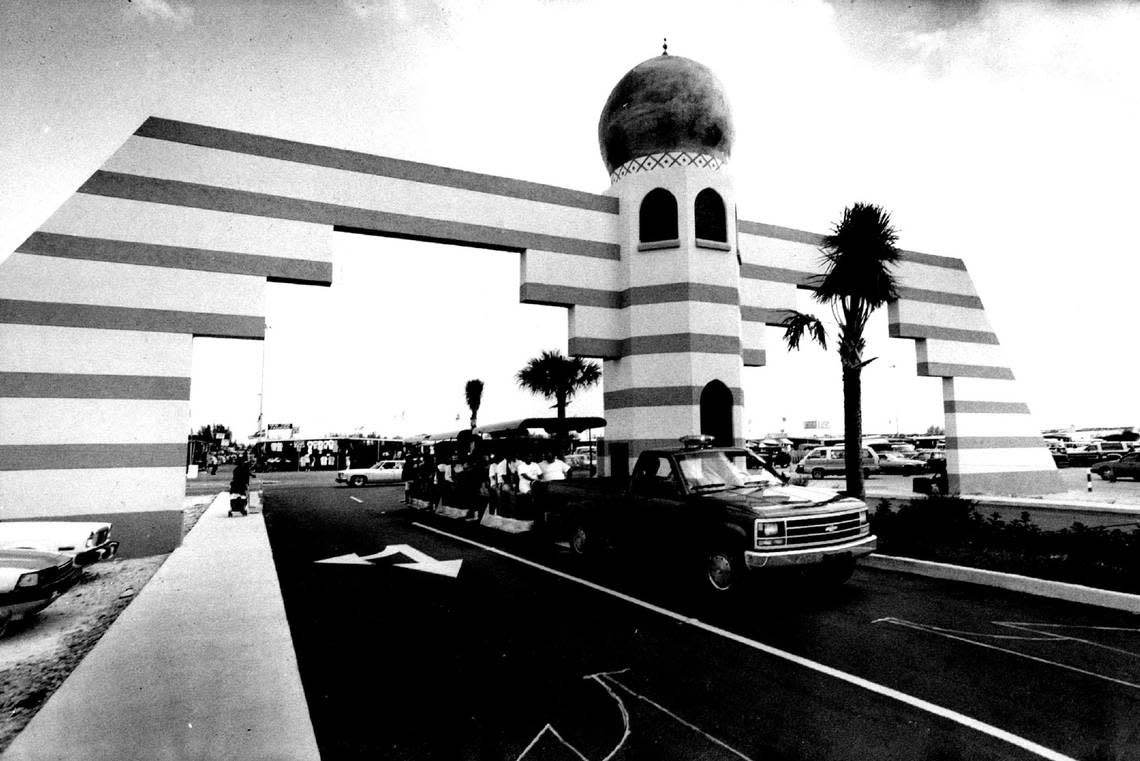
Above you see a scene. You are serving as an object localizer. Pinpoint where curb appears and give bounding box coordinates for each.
[861,553,1140,614]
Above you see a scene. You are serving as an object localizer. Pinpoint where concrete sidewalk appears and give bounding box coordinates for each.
[2,492,320,761]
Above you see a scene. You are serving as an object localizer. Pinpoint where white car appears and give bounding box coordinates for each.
[0,522,119,566]
[1,549,81,636]
[336,460,406,487]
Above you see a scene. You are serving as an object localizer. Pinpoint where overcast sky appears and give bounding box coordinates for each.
[3,0,1137,441]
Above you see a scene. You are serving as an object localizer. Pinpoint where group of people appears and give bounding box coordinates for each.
[405,443,573,522]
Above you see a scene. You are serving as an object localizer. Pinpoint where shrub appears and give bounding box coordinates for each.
[871,497,1140,594]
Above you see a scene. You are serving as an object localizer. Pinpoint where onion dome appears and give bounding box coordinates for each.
[598,54,734,174]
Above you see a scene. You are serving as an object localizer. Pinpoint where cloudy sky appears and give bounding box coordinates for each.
[2,0,1137,441]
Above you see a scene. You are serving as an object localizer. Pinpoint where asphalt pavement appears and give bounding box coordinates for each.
[4,470,1140,760]
[268,482,1140,760]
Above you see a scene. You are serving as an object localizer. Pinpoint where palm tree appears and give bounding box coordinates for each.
[516,350,601,420]
[464,379,484,430]
[780,203,902,498]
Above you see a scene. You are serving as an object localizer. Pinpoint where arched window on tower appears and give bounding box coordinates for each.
[638,188,679,251]
[695,188,730,250]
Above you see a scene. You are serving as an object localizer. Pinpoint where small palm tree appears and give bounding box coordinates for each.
[516,350,601,420]
[464,379,484,430]
[781,203,902,498]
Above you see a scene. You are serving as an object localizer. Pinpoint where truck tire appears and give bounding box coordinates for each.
[811,468,825,480]
[569,523,594,557]
[703,544,745,594]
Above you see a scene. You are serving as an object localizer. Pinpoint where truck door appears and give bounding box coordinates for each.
[627,455,686,549]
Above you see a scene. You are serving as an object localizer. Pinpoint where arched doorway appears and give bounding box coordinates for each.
[699,380,734,446]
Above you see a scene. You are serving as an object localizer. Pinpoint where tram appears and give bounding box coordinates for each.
[403,417,605,518]
[250,435,406,472]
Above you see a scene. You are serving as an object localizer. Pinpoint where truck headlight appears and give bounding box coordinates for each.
[16,572,39,588]
[755,520,786,548]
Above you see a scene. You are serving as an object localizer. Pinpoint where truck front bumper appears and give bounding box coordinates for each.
[744,535,877,569]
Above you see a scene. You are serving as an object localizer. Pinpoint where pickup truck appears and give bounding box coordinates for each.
[537,445,876,594]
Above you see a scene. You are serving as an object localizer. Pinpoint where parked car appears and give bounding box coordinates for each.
[0,521,118,566]
[876,451,926,475]
[336,460,405,487]
[794,445,880,479]
[0,549,81,636]
[1066,442,1129,467]
[1090,453,1140,482]
[912,451,947,473]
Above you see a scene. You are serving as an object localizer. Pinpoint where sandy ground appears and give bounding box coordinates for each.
[0,495,218,752]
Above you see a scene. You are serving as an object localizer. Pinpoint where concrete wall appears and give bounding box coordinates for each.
[0,117,619,555]
[737,221,1062,495]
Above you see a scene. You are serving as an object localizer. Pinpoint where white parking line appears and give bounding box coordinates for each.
[414,522,1079,761]
[877,617,1140,690]
[349,496,363,504]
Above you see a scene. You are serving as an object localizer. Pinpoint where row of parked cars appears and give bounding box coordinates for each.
[1048,440,1139,468]
[0,522,119,637]
[790,445,944,480]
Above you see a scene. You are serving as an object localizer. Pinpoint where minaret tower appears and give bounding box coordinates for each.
[595,50,746,477]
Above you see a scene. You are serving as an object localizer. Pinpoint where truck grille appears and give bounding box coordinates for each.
[784,511,864,547]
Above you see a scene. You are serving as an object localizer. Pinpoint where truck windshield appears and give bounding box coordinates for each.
[675,450,782,492]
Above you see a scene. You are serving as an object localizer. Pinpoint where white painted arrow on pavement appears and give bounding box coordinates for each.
[314,544,463,577]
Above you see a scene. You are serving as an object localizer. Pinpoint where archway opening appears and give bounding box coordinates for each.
[699,379,734,446]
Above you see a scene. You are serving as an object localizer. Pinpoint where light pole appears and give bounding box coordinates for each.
[890,363,899,436]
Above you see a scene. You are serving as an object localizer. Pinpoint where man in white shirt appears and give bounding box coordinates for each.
[538,453,571,481]
[514,454,541,495]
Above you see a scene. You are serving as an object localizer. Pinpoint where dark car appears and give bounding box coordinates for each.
[912,451,946,473]
[1090,453,1140,482]
[877,451,926,475]
[0,549,81,636]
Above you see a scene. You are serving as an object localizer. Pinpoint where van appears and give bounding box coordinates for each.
[794,445,880,479]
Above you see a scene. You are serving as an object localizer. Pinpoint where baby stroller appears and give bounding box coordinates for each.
[228,459,253,517]
[228,487,248,516]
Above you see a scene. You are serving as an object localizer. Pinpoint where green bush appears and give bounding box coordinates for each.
[871,497,1140,594]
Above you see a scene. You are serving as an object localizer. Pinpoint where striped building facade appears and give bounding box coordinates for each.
[0,116,1060,556]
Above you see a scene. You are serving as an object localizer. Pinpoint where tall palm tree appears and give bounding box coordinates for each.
[464,379,484,430]
[781,203,902,498]
[516,350,601,420]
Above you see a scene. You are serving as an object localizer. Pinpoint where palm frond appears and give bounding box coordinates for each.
[780,311,827,351]
[815,202,902,310]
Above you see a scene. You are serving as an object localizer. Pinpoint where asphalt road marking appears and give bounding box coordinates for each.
[415,521,1079,761]
[877,617,1140,690]
[595,669,754,761]
[516,724,589,761]
[1000,622,1140,658]
[349,496,363,503]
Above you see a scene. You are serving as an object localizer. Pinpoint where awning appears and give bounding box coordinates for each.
[476,417,606,438]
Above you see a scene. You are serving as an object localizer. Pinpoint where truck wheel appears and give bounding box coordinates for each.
[811,468,825,480]
[349,475,366,487]
[569,524,594,557]
[703,545,744,593]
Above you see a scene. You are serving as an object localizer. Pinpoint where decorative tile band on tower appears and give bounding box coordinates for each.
[609,151,727,183]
